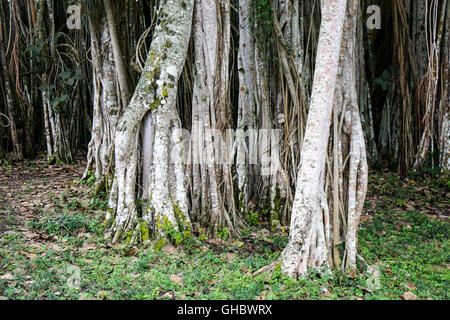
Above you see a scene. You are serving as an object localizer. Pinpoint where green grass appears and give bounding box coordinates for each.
[27,210,103,237]
[359,209,449,299]
[0,171,448,300]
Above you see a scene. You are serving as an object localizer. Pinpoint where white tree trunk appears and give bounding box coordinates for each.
[103,0,131,109]
[281,0,349,277]
[108,0,194,243]
[189,0,243,236]
[338,3,368,269]
[83,16,120,191]
[237,0,257,205]
[279,0,368,278]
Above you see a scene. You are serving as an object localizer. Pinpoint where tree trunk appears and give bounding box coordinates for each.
[35,0,73,163]
[414,0,448,170]
[103,0,131,109]
[280,0,349,277]
[237,0,257,206]
[280,0,368,277]
[439,0,450,172]
[356,2,377,165]
[108,0,194,244]
[83,15,121,193]
[0,7,24,160]
[189,0,243,236]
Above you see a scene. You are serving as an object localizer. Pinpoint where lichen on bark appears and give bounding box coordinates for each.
[107,0,194,244]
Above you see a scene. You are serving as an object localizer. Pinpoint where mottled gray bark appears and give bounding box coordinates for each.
[280,0,367,277]
[281,0,349,277]
[189,0,243,236]
[103,0,131,108]
[237,0,257,205]
[108,0,194,243]
[83,16,120,192]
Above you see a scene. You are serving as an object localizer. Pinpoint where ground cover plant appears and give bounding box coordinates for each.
[0,158,448,300]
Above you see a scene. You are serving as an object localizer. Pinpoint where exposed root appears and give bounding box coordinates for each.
[252,259,281,278]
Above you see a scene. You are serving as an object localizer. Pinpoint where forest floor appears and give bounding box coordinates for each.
[0,155,448,300]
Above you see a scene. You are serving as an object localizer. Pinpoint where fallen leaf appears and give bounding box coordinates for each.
[170,274,183,286]
[0,273,14,280]
[226,253,236,261]
[256,292,267,300]
[402,292,417,300]
[360,215,373,222]
[209,239,223,246]
[14,268,26,276]
[405,281,417,290]
[161,292,174,300]
[77,233,91,239]
[22,231,39,239]
[163,243,179,255]
[209,279,222,286]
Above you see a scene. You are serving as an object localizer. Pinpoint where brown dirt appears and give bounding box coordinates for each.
[0,156,88,233]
